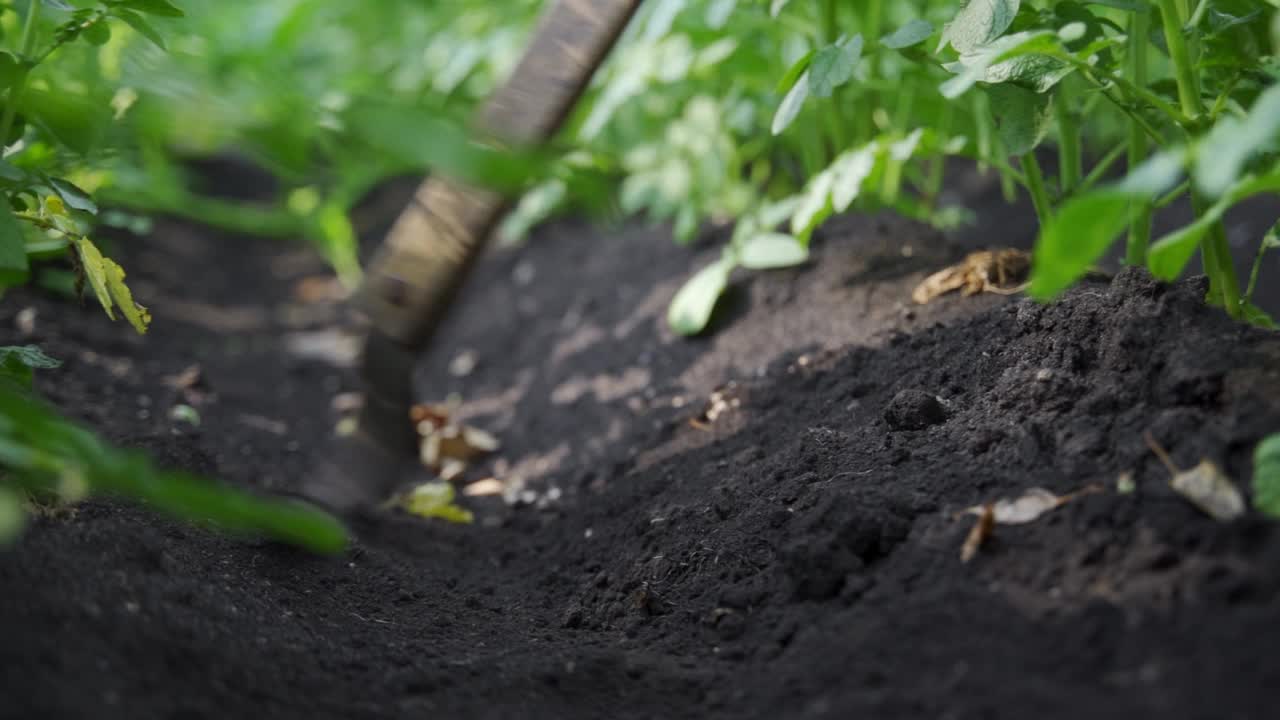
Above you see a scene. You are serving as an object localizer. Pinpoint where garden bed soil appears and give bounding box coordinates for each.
[2,173,1280,719]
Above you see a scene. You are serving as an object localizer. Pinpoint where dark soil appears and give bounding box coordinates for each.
[3,171,1280,720]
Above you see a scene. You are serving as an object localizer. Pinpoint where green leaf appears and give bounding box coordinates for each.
[882,19,935,49]
[939,30,1057,98]
[984,83,1054,156]
[0,383,347,554]
[111,0,184,17]
[0,345,61,389]
[73,237,151,333]
[808,35,863,98]
[1119,149,1187,195]
[0,208,28,288]
[103,256,151,334]
[343,100,549,194]
[791,167,835,239]
[775,49,815,94]
[0,486,24,545]
[18,88,102,155]
[49,178,98,215]
[889,128,925,161]
[110,9,166,49]
[941,0,1022,54]
[0,160,25,184]
[674,204,699,243]
[1194,83,1280,198]
[1082,0,1146,10]
[1254,434,1280,518]
[0,52,22,93]
[1147,215,1215,280]
[1149,168,1280,280]
[830,144,878,211]
[73,237,114,318]
[1029,189,1131,300]
[738,232,808,269]
[771,69,810,135]
[1241,302,1277,329]
[83,19,111,46]
[401,483,473,524]
[312,202,360,287]
[769,0,791,18]
[668,254,734,336]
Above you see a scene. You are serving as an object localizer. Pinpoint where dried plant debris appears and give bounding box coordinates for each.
[912,249,1031,305]
[161,364,212,404]
[462,478,505,497]
[413,402,500,481]
[1144,432,1245,522]
[690,381,742,430]
[961,503,994,563]
[958,484,1103,562]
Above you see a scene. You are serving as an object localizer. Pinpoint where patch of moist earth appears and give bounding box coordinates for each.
[2,191,1280,719]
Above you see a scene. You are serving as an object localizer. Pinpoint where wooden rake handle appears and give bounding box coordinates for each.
[355,0,643,348]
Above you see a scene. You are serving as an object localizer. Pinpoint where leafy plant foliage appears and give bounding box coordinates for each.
[0,2,347,552]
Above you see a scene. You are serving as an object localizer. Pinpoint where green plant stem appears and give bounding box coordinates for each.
[822,0,838,43]
[1155,179,1190,209]
[973,93,992,174]
[1047,47,1190,129]
[1243,224,1278,303]
[880,88,914,203]
[820,0,847,153]
[1156,0,1202,121]
[924,101,954,207]
[1195,193,1243,311]
[1022,153,1053,225]
[1126,9,1153,265]
[1186,0,1211,30]
[798,113,823,179]
[854,0,883,143]
[1157,0,1241,316]
[98,186,308,238]
[1054,86,1081,195]
[1076,141,1127,195]
[0,1,43,151]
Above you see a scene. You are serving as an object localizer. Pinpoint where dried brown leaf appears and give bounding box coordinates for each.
[964,484,1101,526]
[161,364,202,390]
[462,478,505,497]
[991,487,1062,524]
[1144,432,1245,521]
[959,484,1103,561]
[1170,460,1245,521]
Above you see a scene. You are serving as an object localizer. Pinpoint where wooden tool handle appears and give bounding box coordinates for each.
[356,0,643,348]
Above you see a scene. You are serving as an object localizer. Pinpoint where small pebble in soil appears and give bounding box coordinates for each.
[449,350,478,377]
[15,306,36,335]
[883,389,947,430]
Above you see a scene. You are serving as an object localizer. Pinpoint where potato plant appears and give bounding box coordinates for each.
[39,1,1273,335]
[0,0,346,551]
[662,0,1280,332]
